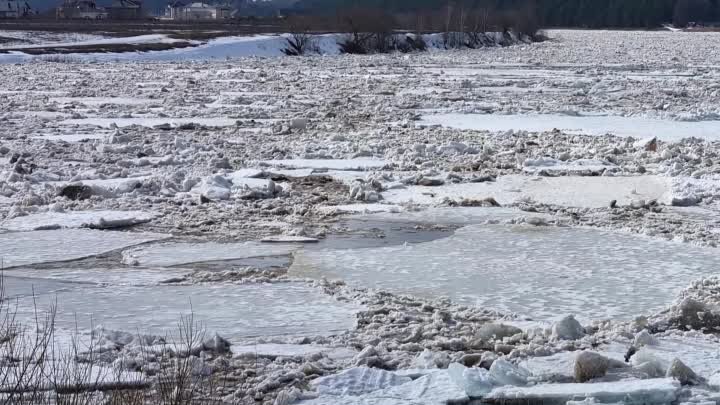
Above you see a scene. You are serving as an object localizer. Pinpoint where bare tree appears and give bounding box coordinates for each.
[337,7,397,54]
[282,15,319,56]
[673,0,711,27]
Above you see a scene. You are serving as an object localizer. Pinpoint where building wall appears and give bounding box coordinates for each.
[108,7,141,19]
[57,8,107,19]
[173,6,225,20]
[0,1,20,18]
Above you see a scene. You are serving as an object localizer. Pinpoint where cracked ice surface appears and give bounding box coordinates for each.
[121,241,298,267]
[0,229,168,268]
[292,224,720,320]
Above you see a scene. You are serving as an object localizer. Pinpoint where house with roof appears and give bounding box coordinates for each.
[56,0,107,19]
[0,0,31,18]
[164,1,230,20]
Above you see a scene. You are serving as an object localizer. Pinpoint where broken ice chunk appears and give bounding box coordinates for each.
[489,358,529,386]
[551,315,585,340]
[486,378,680,405]
[311,367,411,396]
[447,363,497,398]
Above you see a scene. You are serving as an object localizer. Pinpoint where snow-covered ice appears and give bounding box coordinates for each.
[49,97,155,106]
[9,276,363,339]
[0,229,168,268]
[311,367,411,396]
[58,117,239,128]
[351,207,550,225]
[292,223,720,320]
[1,210,157,231]
[260,159,389,171]
[299,370,468,405]
[486,378,679,404]
[7,34,182,50]
[383,175,671,208]
[232,344,356,360]
[121,241,298,267]
[419,113,720,141]
[317,204,404,215]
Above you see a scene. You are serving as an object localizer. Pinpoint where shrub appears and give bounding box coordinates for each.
[282,15,320,56]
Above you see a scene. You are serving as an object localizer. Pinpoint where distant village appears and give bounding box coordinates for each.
[0,0,238,20]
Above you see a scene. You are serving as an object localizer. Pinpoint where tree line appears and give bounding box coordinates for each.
[286,0,720,28]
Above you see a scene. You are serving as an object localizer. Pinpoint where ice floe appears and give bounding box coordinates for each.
[485,378,679,404]
[1,229,168,268]
[232,344,356,361]
[121,241,298,267]
[299,369,467,405]
[292,223,720,320]
[9,277,363,339]
[1,210,157,231]
[58,117,239,128]
[420,113,720,141]
[260,159,390,171]
[383,175,671,209]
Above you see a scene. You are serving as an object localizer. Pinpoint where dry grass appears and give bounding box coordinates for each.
[0,271,233,405]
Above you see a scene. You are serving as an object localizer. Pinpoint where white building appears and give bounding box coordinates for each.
[56,0,108,19]
[165,1,230,20]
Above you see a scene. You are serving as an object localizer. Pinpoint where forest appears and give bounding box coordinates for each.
[287,0,720,28]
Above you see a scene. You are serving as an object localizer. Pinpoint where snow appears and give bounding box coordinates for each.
[299,370,467,405]
[121,241,298,267]
[311,367,411,396]
[419,113,720,141]
[1,210,157,231]
[486,378,680,405]
[292,223,720,320]
[0,32,517,64]
[260,158,389,171]
[383,175,671,209]
[522,157,616,174]
[0,34,343,64]
[602,334,720,378]
[261,236,319,243]
[232,344,356,360]
[46,176,151,198]
[33,133,109,142]
[8,34,182,50]
[0,229,168,268]
[0,30,105,49]
[353,207,549,225]
[317,204,404,215]
[521,331,720,387]
[49,97,155,106]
